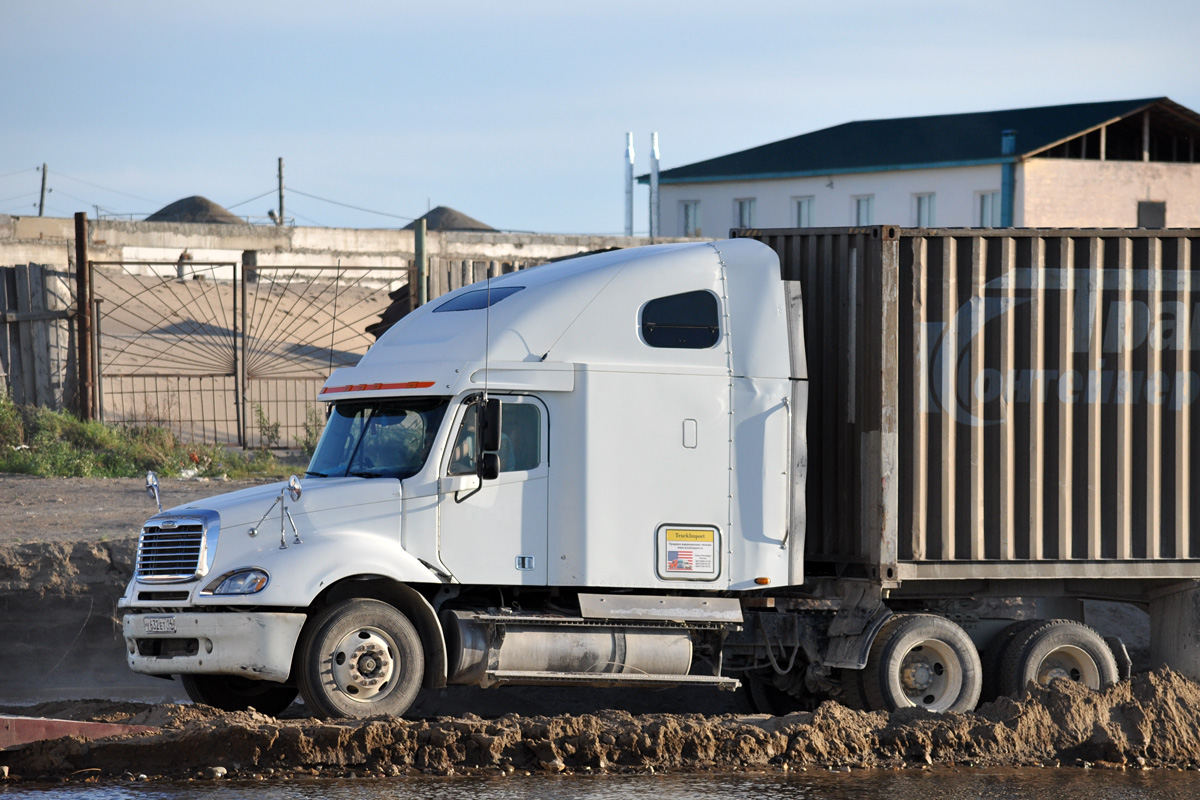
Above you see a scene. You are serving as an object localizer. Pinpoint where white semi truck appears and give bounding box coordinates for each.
[120,228,1200,718]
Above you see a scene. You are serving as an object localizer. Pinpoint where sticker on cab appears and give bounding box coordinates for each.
[656,525,720,581]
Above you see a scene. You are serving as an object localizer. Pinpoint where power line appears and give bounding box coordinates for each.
[47,188,93,207]
[226,188,277,210]
[288,209,325,226]
[0,167,37,182]
[288,187,417,221]
[52,170,160,204]
[0,191,37,204]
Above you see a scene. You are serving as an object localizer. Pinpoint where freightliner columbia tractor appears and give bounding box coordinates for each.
[120,228,1200,718]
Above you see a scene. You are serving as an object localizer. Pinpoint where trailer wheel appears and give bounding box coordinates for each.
[995,619,1118,698]
[180,675,297,716]
[861,614,981,713]
[297,599,424,719]
[979,620,1038,702]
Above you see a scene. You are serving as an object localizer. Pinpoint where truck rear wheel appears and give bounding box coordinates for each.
[297,599,424,719]
[861,614,981,713]
[181,675,298,716]
[979,620,1039,702]
[995,619,1118,698]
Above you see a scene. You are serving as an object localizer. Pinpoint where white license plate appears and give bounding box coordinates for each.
[144,616,176,634]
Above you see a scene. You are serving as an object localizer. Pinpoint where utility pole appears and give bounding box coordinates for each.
[38,164,47,217]
[277,157,285,226]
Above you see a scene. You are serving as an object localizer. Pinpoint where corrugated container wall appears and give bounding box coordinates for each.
[737,227,1200,584]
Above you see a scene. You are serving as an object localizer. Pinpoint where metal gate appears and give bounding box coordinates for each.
[91,259,406,448]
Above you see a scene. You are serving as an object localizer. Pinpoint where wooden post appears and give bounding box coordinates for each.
[74,212,92,420]
[92,299,103,422]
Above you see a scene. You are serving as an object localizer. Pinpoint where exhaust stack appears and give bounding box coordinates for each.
[649,132,660,239]
[624,132,635,237]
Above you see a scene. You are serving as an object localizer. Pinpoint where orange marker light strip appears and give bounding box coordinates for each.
[320,381,436,395]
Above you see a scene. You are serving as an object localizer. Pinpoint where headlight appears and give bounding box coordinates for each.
[203,568,270,595]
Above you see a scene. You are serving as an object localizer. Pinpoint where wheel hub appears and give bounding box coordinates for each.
[901,659,935,693]
[1037,645,1097,687]
[330,629,396,701]
[897,641,957,710]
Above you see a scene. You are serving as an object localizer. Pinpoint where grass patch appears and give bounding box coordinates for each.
[0,393,297,479]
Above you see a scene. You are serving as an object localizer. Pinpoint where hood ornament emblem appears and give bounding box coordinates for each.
[248,475,304,549]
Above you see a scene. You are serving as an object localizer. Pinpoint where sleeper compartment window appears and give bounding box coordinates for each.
[641,290,720,349]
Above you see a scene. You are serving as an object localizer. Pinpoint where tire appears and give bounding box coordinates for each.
[838,667,868,710]
[860,613,982,713]
[979,620,1039,702]
[744,671,810,715]
[181,674,298,716]
[297,599,424,719]
[995,619,1118,698]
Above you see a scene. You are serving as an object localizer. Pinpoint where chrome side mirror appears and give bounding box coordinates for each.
[287,474,302,502]
[146,471,162,513]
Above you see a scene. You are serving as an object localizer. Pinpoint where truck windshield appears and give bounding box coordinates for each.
[306,397,450,480]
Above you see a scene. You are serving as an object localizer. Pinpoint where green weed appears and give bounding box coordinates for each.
[0,392,292,479]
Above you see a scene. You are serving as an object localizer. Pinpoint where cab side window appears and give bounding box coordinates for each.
[447,404,478,476]
[641,290,720,349]
[499,403,540,471]
[447,400,541,475]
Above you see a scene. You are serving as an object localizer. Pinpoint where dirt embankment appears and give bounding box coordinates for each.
[4,669,1200,783]
[0,475,278,704]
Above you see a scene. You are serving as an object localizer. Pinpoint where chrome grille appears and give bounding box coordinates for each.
[136,521,205,581]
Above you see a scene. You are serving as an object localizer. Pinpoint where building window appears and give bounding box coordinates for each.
[641,290,720,349]
[853,195,874,226]
[794,196,814,227]
[1137,201,1166,228]
[681,201,701,236]
[978,191,1001,227]
[734,198,756,229]
[914,193,936,227]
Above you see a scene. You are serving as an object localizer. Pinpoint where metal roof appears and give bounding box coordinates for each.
[647,97,1198,185]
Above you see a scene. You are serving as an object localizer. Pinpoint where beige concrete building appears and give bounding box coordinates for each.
[647,98,1200,233]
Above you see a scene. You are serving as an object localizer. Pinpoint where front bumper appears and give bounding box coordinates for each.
[122,611,307,682]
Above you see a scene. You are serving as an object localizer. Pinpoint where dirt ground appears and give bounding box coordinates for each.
[4,670,1200,783]
[0,475,1180,784]
[0,473,274,544]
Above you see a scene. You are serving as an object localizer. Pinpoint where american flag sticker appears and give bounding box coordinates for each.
[665,528,715,574]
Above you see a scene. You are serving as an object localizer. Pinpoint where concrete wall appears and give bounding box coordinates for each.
[0,216,698,280]
[658,164,1004,235]
[1019,159,1200,228]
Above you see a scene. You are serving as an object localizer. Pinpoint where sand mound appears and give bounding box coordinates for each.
[4,669,1200,782]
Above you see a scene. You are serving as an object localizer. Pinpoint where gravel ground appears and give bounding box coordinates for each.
[0,473,278,544]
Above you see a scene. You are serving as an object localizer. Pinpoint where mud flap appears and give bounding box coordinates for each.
[822,604,892,670]
[1104,635,1133,680]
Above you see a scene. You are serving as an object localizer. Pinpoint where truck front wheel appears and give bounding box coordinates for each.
[860,614,982,713]
[181,675,298,716]
[297,599,424,719]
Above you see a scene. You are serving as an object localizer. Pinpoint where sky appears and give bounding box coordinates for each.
[2,0,1198,235]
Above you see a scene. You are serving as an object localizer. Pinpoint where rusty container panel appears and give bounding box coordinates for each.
[738,227,1200,583]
